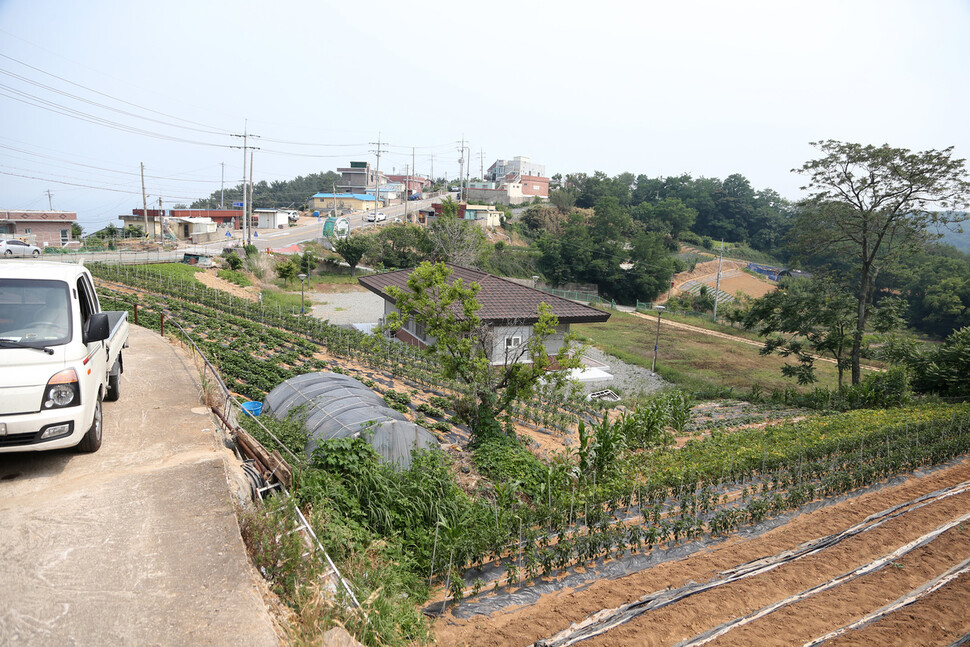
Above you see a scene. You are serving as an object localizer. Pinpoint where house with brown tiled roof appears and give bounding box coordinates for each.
[358,264,610,364]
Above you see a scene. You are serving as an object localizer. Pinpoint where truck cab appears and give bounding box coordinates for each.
[0,262,129,453]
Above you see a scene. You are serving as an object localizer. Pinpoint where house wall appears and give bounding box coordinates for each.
[489,323,568,365]
[0,210,77,247]
[308,195,379,212]
[119,215,163,236]
[521,175,549,198]
[256,211,288,229]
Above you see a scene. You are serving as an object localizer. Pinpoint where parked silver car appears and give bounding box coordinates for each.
[0,239,42,257]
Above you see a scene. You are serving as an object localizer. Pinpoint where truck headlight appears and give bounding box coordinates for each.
[43,369,80,409]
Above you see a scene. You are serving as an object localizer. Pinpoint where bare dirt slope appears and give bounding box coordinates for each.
[659,258,777,304]
[432,458,970,646]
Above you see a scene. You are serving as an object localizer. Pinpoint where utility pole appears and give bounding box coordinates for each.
[140,162,149,240]
[45,190,53,210]
[369,133,387,227]
[249,150,255,245]
[457,137,466,200]
[479,148,485,179]
[230,123,259,246]
[430,153,434,187]
[404,163,410,222]
[220,162,225,209]
[158,197,163,243]
[712,239,724,322]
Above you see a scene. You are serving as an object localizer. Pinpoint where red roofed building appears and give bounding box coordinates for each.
[358,263,609,364]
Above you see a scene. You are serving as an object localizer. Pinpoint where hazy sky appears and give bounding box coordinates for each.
[1,0,968,232]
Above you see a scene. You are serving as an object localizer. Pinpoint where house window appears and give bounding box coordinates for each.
[61,229,70,244]
[414,319,426,341]
[505,336,521,349]
[24,227,31,234]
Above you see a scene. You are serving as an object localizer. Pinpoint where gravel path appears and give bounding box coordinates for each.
[580,345,667,397]
[308,289,384,325]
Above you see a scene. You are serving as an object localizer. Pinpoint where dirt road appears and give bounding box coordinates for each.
[0,326,279,646]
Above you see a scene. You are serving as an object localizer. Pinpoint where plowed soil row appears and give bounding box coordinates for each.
[433,458,970,646]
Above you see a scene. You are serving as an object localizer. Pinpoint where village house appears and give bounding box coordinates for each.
[358,264,610,365]
[0,210,77,247]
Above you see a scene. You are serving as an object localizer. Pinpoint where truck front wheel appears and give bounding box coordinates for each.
[77,399,103,453]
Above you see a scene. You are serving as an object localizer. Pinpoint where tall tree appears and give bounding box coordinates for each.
[384,262,581,440]
[333,234,372,276]
[793,140,970,384]
[743,275,857,387]
[427,197,486,266]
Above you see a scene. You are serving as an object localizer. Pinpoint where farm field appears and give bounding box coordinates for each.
[433,456,970,646]
[574,309,854,396]
[89,262,970,647]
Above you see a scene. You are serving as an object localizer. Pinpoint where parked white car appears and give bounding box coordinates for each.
[366,212,387,223]
[1,239,42,257]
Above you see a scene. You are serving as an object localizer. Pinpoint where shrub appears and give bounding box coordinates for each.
[224,251,243,270]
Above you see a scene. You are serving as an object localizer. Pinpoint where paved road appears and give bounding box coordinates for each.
[0,326,278,646]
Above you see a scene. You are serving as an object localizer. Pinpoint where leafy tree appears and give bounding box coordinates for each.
[793,140,970,384]
[632,197,697,239]
[369,224,430,269]
[333,234,372,276]
[548,188,577,214]
[427,197,485,266]
[903,327,970,397]
[384,262,582,440]
[299,250,317,275]
[743,275,857,386]
[275,258,298,285]
[70,222,83,239]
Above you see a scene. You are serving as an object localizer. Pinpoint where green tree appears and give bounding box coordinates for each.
[793,140,970,384]
[70,222,83,239]
[333,235,372,276]
[427,197,485,266]
[744,276,857,386]
[384,262,582,440]
[275,258,298,285]
[299,249,317,275]
[225,251,243,270]
[632,197,697,239]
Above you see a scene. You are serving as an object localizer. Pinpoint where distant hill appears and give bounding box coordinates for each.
[936,224,970,254]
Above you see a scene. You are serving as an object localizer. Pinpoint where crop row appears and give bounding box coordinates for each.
[91,263,599,427]
[438,404,970,601]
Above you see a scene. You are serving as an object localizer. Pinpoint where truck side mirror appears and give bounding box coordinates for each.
[83,312,110,344]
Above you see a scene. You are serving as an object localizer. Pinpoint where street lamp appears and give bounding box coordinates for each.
[652,305,665,373]
[298,273,307,315]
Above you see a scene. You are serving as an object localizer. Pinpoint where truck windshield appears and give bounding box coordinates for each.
[0,279,72,347]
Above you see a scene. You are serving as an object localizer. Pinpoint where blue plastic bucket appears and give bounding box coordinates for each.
[241,401,262,417]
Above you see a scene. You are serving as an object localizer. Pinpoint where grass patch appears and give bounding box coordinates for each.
[217,269,252,287]
[260,289,307,314]
[142,262,204,283]
[574,309,848,398]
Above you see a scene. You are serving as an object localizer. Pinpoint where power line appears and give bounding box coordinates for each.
[0,53,231,134]
[0,84,233,148]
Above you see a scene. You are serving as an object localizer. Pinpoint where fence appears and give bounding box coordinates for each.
[535,286,612,308]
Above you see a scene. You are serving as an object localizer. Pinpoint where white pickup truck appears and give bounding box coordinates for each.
[0,262,129,453]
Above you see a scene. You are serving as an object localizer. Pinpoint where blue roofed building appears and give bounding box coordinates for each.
[308,192,383,213]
